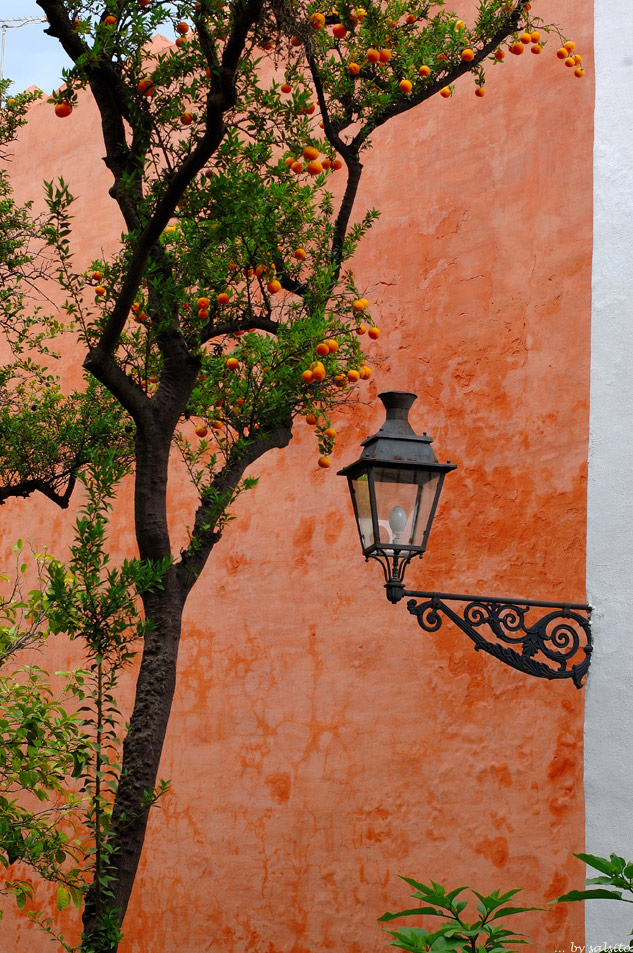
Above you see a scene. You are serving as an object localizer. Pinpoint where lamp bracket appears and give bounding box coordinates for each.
[404,590,592,689]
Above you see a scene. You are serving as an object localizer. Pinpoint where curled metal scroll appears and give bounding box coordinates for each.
[406,597,592,689]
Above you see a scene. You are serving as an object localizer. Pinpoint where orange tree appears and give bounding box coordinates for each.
[0,0,583,949]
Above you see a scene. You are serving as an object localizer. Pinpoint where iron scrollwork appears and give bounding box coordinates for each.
[406,595,593,688]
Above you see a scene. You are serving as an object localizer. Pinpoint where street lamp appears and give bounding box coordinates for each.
[339,392,593,689]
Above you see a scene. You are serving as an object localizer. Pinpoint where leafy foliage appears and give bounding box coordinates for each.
[379,877,541,953]
[556,852,633,948]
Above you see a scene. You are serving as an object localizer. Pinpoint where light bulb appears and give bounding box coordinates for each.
[388,505,407,541]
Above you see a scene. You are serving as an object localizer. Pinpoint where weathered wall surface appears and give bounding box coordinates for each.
[1,2,593,950]
[585,0,633,947]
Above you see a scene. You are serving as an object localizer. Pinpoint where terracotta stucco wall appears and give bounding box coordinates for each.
[1,1,592,949]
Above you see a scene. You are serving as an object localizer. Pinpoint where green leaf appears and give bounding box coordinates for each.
[556,889,625,903]
[56,885,70,911]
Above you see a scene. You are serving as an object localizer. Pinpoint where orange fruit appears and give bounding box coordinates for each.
[475,87,485,97]
[104,15,117,25]
[267,279,282,294]
[212,420,223,431]
[510,42,524,55]
[316,342,330,356]
[531,44,542,54]
[575,67,585,77]
[348,62,360,75]
[565,56,575,67]
[440,86,451,98]
[217,292,230,304]
[461,48,475,61]
[306,413,317,425]
[352,298,369,311]
[355,323,367,335]
[310,12,325,29]
[284,157,295,167]
[332,23,347,38]
[368,326,380,340]
[175,37,188,48]
[95,285,106,295]
[197,296,210,309]
[564,40,575,52]
[226,357,239,370]
[556,47,568,59]
[347,369,360,383]
[366,49,380,63]
[321,158,331,169]
[54,102,72,118]
[255,265,267,277]
[290,35,303,46]
[530,30,541,43]
[293,247,306,260]
[324,427,336,438]
[195,424,208,437]
[303,145,319,160]
[281,83,291,93]
[302,369,314,383]
[307,159,323,175]
[379,49,391,62]
[399,79,413,93]
[312,365,326,382]
[419,64,431,77]
[519,32,531,44]
[138,77,155,95]
[92,270,103,281]
[359,365,372,379]
[198,308,209,319]
[318,456,332,469]
[176,21,189,34]
[180,112,194,125]
[326,339,339,353]
[331,159,343,170]
[494,49,505,60]
[291,161,304,173]
[334,374,348,388]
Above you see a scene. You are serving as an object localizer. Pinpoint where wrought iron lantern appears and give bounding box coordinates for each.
[339,392,593,688]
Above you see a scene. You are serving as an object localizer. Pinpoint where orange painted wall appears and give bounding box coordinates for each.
[1,1,592,949]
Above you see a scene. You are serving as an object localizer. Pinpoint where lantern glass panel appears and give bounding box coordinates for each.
[350,473,375,549]
[372,467,440,549]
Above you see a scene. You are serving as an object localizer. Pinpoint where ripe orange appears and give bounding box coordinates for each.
[326,339,339,353]
[92,270,103,281]
[198,308,209,319]
[530,30,541,43]
[316,342,330,356]
[281,83,291,93]
[494,49,505,60]
[311,363,326,381]
[217,292,230,304]
[318,456,332,469]
[302,369,314,383]
[331,159,343,170]
[440,87,451,98]
[510,42,524,55]
[54,102,72,118]
[531,44,542,54]
[195,424,208,437]
[475,87,485,97]
[379,49,392,62]
[306,413,317,425]
[291,161,304,174]
[564,56,575,67]
[355,323,367,335]
[303,145,319,160]
[574,54,583,64]
[197,297,210,309]
[176,21,189,34]
[290,35,303,46]
[226,357,239,370]
[180,112,194,125]
[138,77,155,95]
[575,67,585,77]
[307,160,323,175]
[368,326,380,340]
[104,15,117,26]
[437,53,448,62]
[324,427,336,439]
[564,40,575,52]
[95,285,106,296]
[255,265,267,277]
[353,298,369,311]
[419,64,431,77]
[347,369,360,383]
[348,62,360,76]
[131,302,140,313]
[175,37,188,48]
[359,365,372,379]
[367,49,380,63]
[284,157,295,167]
[212,420,223,431]
[334,374,348,388]
[332,23,347,38]
[461,48,475,61]
[321,158,331,169]
[399,79,413,93]
[267,279,282,294]
[556,47,568,59]
[519,32,531,44]
[310,12,325,29]
[293,248,306,260]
